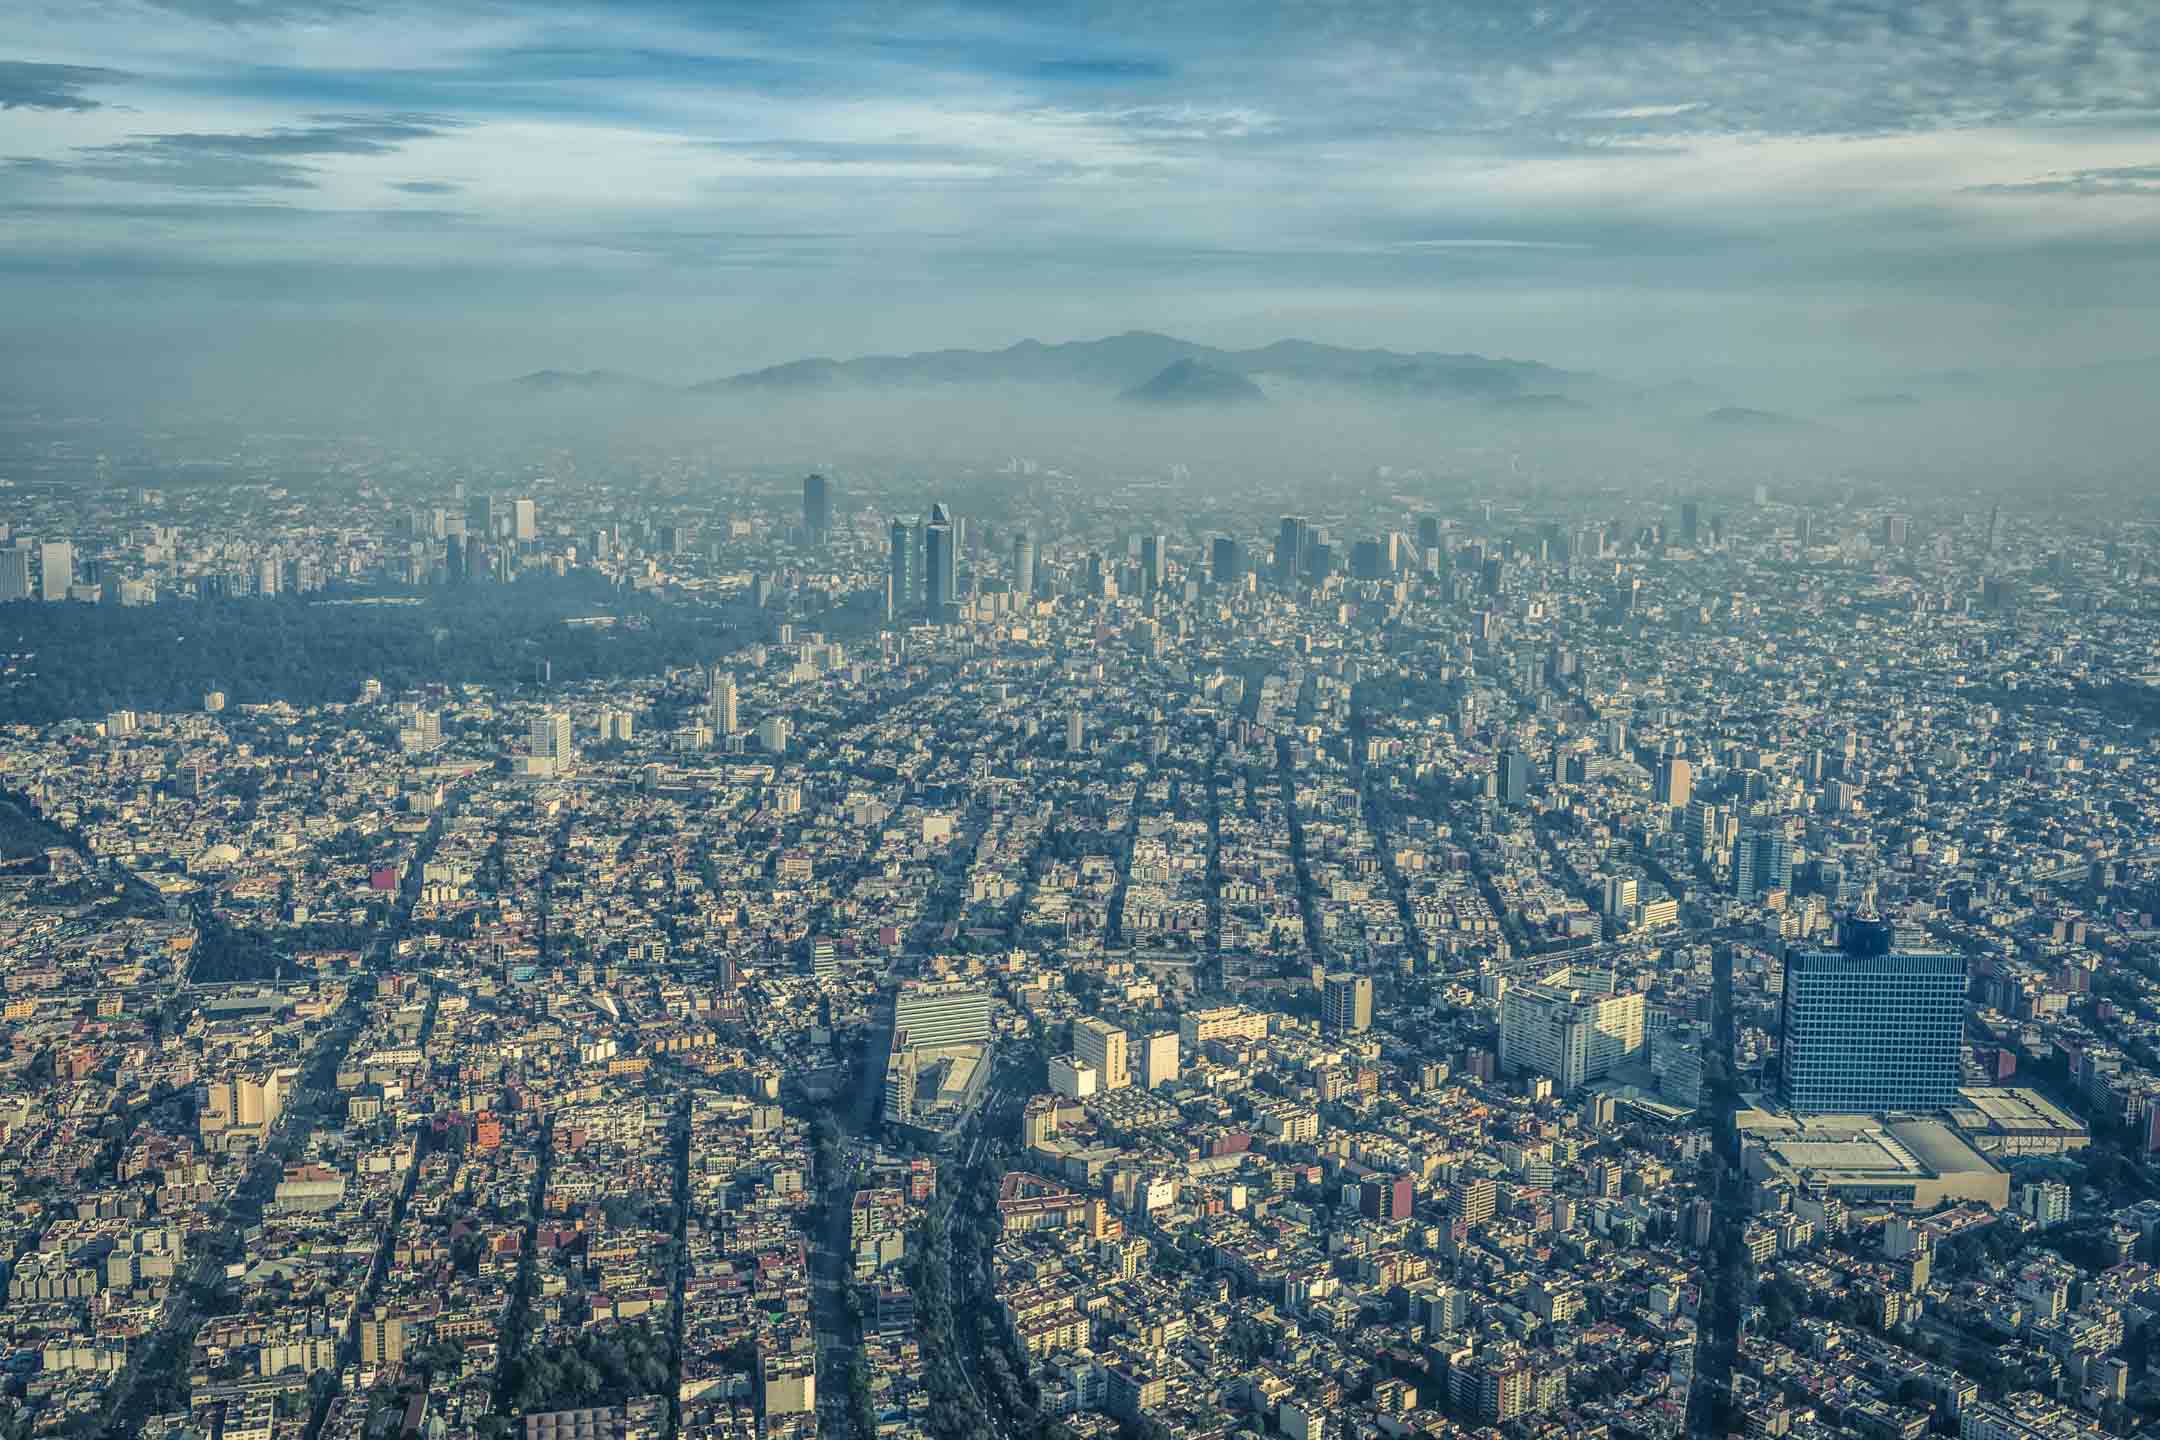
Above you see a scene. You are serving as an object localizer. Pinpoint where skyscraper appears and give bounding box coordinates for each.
[0,545,28,602]
[1210,536,1245,588]
[531,710,574,771]
[1734,827,1793,901]
[1012,531,1036,598]
[1139,534,1166,597]
[38,540,72,601]
[803,473,831,539]
[889,519,921,617]
[1323,973,1373,1033]
[710,670,738,735]
[1276,516,1309,584]
[1780,916,1966,1114]
[1680,501,1701,547]
[1655,757,1694,809]
[924,517,956,618]
[1498,749,1530,807]
[512,498,537,543]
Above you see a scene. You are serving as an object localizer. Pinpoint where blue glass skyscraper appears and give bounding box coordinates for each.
[1779,917,1966,1114]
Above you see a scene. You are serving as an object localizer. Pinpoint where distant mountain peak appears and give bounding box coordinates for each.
[1119,358,1267,408]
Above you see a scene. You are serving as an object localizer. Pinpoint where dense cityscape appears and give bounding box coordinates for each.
[0,412,2155,1440]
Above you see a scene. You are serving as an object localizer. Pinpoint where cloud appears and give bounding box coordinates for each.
[0,60,128,111]
[33,113,466,191]
[1968,163,2160,197]
[390,179,461,193]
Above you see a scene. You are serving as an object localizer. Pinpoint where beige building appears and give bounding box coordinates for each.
[1072,1017,1129,1089]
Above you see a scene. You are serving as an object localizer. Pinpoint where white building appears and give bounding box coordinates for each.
[1498,967,1645,1093]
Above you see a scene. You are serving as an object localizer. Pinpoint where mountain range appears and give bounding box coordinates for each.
[505,330,1638,412]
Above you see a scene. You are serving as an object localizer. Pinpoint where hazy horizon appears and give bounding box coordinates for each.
[4,0,2160,421]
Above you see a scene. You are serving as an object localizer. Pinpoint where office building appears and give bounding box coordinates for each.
[1139,1032,1179,1089]
[710,670,738,735]
[1276,516,1309,583]
[1680,500,1701,546]
[892,982,991,1050]
[531,711,574,772]
[803,473,831,538]
[889,519,921,617]
[0,545,28,601]
[1655,757,1694,809]
[924,517,956,617]
[1322,972,1373,1033]
[1012,531,1036,598]
[756,715,790,753]
[358,1311,405,1372]
[1498,749,1530,808]
[1735,826,1794,901]
[1779,916,1966,1114]
[1210,536,1245,588]
[1499,968,1645,1093]
[1139,534,1166,597]
[38,541,72,602]
[1072,1017,1130,1090]
[1066,712,1084,752]
[512,497,537,543]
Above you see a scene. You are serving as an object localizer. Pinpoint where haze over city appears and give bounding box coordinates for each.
[2,9,2160,1440]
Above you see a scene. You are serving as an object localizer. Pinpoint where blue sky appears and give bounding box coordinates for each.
[3,0,2159,394]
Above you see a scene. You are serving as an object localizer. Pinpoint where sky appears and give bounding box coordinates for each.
[3,0,2159,401]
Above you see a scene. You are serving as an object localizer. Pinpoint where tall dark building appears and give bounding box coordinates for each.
[1140,534,1166,597]
[1779,916,1966,1114]
[924,519,956,617]
[803,473,831,539]
[1012,532,1036,598]
[1680,500,1701,547]
[889,519,921,617]
[1734,828,1793,900]
[1417,514,1442,554]
[1210,536,1245,588]
[1276,516,1309,584]
[1351,538,1387,581]
[1498,749,1529,807]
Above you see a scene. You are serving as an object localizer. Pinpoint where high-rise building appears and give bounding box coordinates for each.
[1499,968,1645,1092]
[1066,711,1084,752]
[38,541,73,601]
[889,519,921,617]
[803,473,831,539]
[1140,1032,1179,1089]
[756,715,790,753]
[1680,501,1701,546]
[1655,757,1694,809]
[1072,1017,1130,1090]
[1276,516,1309,583]
[1779,916,1966,1114]
[1882,514,1910,549]
[924,519,956,617]
[1138,534,1166,597]
[892,982,991,1050]
[1322,973,1373,1033]
[1012,531,1036,598]
[1987,504,2004,555]
[512,498,537,543]
[1498,749,1530,808]
[1417,515,1442,553]
[710,670,738,735]
[358,1312,405,1372]
[1210,536,1245,588]
[1734,827,1793,901]
[0,545,28,602]
[531,711,574,771]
